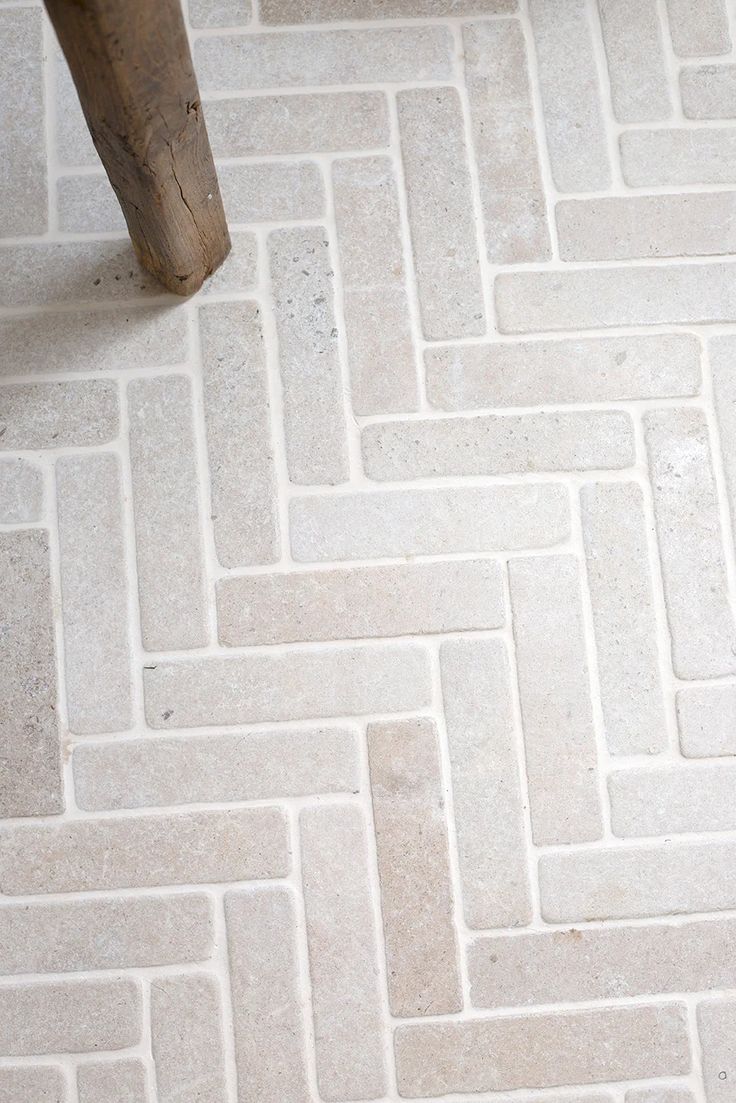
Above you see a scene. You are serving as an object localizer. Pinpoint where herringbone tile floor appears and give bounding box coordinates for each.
[2,0,736,1099]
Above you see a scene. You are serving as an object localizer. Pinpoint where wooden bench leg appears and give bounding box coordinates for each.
[44,0,231,296]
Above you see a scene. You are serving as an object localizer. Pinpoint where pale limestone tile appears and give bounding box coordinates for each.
[216,560,504,645]
[0,979,141,1055]
[0,459,43,522]
[268,227,349,484]
[496,264,736,332]
[609,762,736,835]
[440,638,532,930]
[199,301,279,566]
[0,8,46,234]
[0,1066,66,1103]
[665,0,731,56]
[644,408,736,679]
[469,916,736,1007]
[368,718,461,1016]
[56,455,132,734]
[580,482,667,754]
[677,684,736,757]
[332,156,417,414]
[300,805,386,1100]
[528,0,610,191]
[0,242,162,308]
[598,0,671,122]
[151,975,227,1103]
[143,644,432,727]
[681,64,736,118]
[205,92,389,157]
[188,0,251,27]
[262,0,513,18]
[509,555,602,845]
[620,128,736,186]
[698,999,736,1103]
[426,334,701,409]
[0,530,62,817]
[127,375,208,650]
[217,161,324,222]
[394,1005,689,1095]
[0,809,289,894]
[199,230,257,295]
[626,1088,695,1103]
[397,87,485,339]
[77,1059,149,1103]
[195,26,452,90]
[0,381,118,449]
[57,174,125,233]
[53,46,98,167]
[557,193,736,260]
[73,728,359,810]
[710,335,736,563]
[0,894,212,975]
[290,484,570,560]
[539,840,736,921]
[362,410,634,479]
[225,888,310,1103]
[0,307,189,377]
[463,20,550,263]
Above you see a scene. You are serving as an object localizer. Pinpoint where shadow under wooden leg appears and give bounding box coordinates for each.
[44,0,231,296]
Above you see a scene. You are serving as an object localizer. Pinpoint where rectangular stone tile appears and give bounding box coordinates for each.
[469,916,736,1007]
[188,0,252,27]
[440,638,531,929]
[152,974,227,1103]
[557,193,736,260]
[77,1059,148,1103]
[0,894,212,975]
[581,482,667,754]
[217,560,504,646]
[0,381,118,449]
[144,644,432,727]
[333,156,417,414]
[300,805,386,1100]
[463,20,550,263]
[54,47,98,167]
[196,26,452,90]
[677,684,736,756]
[496,263,736,332]
[218,161,323,222]
[362,411,634,480]
[0,808,288,894]
[620,129,736,186]
[73,728,359,810]
[206,92,388,157]
[0,306,188,377]
[509,555,602,844]
[0,8,45,235]
[528,0,610,191]
[199,301,279,567]
[626,1090,694,1103]
[290,484,570,560]
[0,1066,66,1103]
[0,459,42,523]
[397,87,485,339]
[57,173,125,234]
[0,242,162,309]
[644,408,736,678]
[426,334,701,409]
[598,0,670,122]
[199,230,257,296]
[262,0,513,18]
[56,454,131,734]
[711,334,736,559]
[698,999,736,1103]
[665,0,731,56]
[682,64,736,118]
[394,1005,689,1095]
[610,762,736,836]
[225,888,309,1103]
[0,979,140,1055]
[540,840,736,920]
[269,227,349,485]
[368,718,461,1017]
[0,530,62,818]
[128,375,208,649]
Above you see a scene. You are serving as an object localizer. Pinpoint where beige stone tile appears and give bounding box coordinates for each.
[151,974,227,1103]
[260,0,514,19]
[626,1089,695,1103]
[0,458,43,523]
[77,1059,149,1103]
[677,684,736,756]
[620,129,736,186]
[665,0,731,55]
[681,64,736,118]
[217,161,324,222]
[0,979,141,1056]
[0,8,45,235]
[0,242,162,309]
[0,381,118,449]
[598,0,671,122]
[0,1066,66,1102]
[57,174,125,234]
[698,998,736,1103]
[610,762,736,835]
[188,0,251,27]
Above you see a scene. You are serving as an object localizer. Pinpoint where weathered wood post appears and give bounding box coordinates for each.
[44,0,231,295]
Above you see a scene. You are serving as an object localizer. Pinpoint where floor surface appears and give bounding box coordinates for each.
[1,0,736,1100]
